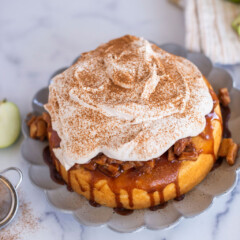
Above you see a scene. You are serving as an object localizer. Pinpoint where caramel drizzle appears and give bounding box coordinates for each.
[149,192,155,207]
[43,146,65,185]
[67,169,73,192]
[74,155,181,210]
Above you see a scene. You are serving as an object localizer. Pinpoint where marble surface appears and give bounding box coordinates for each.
[0,0,240,239]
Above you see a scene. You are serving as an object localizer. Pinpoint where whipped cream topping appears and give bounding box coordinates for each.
[45,35,213,170]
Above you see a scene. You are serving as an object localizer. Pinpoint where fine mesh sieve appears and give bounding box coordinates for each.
[0,168,22,230]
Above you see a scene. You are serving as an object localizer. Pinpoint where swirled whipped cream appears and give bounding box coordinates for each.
[45,35,213,170]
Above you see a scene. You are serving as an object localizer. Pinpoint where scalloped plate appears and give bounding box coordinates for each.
[21,43,240,232]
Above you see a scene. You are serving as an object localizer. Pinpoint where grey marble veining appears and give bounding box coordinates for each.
[1,0,240,239]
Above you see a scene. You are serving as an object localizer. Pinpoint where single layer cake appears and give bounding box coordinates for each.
[43,35,223,209]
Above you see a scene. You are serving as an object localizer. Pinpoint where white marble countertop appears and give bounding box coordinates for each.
[1,0,240,239]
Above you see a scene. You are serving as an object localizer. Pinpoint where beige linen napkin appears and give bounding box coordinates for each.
[171,0,240,64]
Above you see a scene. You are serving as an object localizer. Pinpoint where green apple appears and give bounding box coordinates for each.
[232,15,240,36]
[0,100,21,148]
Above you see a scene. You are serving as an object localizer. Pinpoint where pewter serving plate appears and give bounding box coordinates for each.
[21,43,240,232]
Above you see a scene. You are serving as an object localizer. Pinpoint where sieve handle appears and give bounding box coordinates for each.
[0,167,23,189]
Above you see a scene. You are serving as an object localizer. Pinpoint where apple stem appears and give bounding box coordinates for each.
[0,99,7,105]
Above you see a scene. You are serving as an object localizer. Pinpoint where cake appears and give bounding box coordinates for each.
[28,35,238,210]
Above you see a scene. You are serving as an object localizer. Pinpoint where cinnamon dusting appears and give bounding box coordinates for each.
[44,35,213,169]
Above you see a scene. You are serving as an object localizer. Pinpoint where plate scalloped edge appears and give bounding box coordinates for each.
[21,43,240,233]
